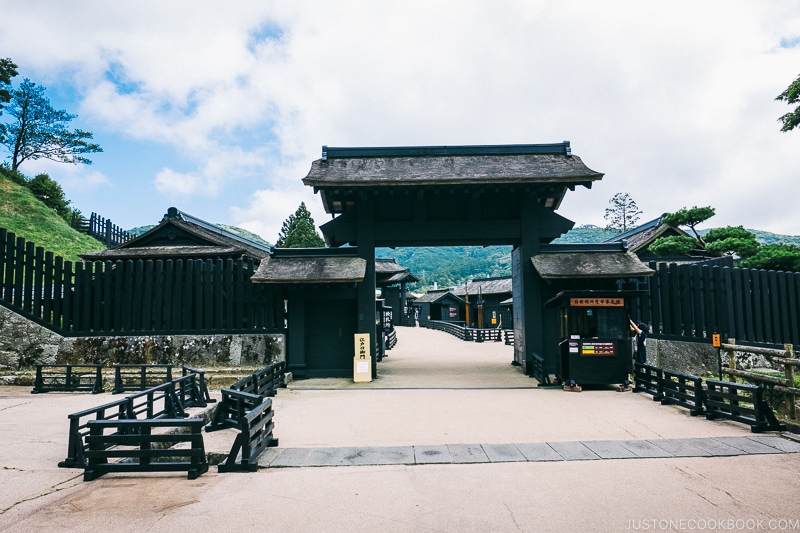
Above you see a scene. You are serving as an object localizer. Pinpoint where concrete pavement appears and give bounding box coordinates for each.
[2,326,800,532]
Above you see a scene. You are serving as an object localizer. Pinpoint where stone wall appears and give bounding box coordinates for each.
[647,337,782,377]
[0,305,285,370]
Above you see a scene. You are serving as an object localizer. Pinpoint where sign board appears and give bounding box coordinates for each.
[382,308,393,332]
[712,333,721,348]
[580,341,616,356]
[570,298,624,307]
[353,333,372,382]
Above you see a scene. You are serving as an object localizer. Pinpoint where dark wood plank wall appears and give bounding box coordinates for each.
[0,228,282,335]
[1,227,797,345]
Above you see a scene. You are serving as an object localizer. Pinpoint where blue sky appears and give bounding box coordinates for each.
[2,1,800,242]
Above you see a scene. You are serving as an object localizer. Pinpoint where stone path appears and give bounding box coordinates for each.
[257,435,800,468]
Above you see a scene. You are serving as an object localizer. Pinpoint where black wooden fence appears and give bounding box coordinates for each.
[71,212,134,247]
[1,227,283,336]
[631,260,800,348]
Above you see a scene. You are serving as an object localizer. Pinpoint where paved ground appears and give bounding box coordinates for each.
[2,326,800,532]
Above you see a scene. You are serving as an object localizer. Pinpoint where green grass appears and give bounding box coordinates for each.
[0,174,105,261]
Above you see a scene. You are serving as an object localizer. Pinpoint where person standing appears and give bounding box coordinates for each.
[629,319,648,364]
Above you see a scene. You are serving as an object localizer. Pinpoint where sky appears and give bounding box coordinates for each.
[1,1,800,244]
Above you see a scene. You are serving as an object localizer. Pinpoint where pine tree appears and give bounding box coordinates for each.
[275,202,325,248]
[603,192,642,233]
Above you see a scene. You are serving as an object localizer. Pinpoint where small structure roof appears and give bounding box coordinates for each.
[251,248,366,284]
[604,215,691,254]
[414,289,466,304]
[532,244,654,279]
[80,207,271,262]
[451,277,512,297]
[375,257,419,285]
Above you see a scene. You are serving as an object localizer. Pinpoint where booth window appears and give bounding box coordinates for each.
[567,306,626,339]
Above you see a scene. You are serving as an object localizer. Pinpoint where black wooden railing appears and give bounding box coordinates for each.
[32,364,104,394]
[83,418,207,481]
[633,363,787,433]
[205,388,278,472]
[229,361,286,397]
[71,212,134,248]
[59,368,209,468]
[427,320,503,342]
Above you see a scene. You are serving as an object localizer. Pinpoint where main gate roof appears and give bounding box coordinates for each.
[304,142,602,192]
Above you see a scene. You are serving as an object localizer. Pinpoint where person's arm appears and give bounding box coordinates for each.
[629,319,642,335]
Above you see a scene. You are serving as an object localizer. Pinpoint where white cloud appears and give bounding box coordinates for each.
[153,167,204,196]
[2,0,800,236]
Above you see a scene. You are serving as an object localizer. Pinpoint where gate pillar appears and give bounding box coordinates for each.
[356,195,377,379]
[513,196,545,375]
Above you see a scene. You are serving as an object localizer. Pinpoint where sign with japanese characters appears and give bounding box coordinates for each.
[353,333,372,382]
[569,298,624,307]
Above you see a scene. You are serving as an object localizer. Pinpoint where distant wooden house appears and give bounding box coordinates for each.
[375,258,419,327]
[79,207,271,263]
[603,215,698,263]
[414,289,465,326]
[451,277,513,329]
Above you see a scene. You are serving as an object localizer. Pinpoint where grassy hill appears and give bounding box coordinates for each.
[0,174,105,261]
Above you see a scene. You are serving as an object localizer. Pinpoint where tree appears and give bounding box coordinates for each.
[742,243,800,272]
[1,78,102,171]
[661,206,716,247]
[703,225,759,258]
[27,172,72,221]
[776,73,800,133]
[603,192,642,233]
[648,206,800,270]
[275,202,325,248]
[0,58,18,109]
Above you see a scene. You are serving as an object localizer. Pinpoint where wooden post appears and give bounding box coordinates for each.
[728,338,736,383]
[785,343,796,420]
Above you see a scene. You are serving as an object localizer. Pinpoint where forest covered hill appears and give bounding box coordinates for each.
[379,226,800,292]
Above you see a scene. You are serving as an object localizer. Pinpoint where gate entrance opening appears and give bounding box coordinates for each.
[300,142,604,380]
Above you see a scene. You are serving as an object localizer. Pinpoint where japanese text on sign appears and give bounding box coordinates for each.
[569,298,624,307]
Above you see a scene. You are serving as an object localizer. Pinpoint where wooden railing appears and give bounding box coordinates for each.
[720,342,798,419]
[427,320,504,343]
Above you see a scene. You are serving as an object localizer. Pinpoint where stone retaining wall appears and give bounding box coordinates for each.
[0,305,285,370]
[648,337,782,377]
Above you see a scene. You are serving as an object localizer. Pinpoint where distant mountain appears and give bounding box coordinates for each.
[376,246,512,291]
[127,223,272,248]
[379,226,800,292]
[551,226,617,244]
[698,228,800,247]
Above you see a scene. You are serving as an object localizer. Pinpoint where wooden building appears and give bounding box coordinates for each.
[250,247,366,378]
[413,289,466,327]
[604,215,699,263]
[532,242,654,384]
[375,258,419,327]
[80,207,271,263]
[451,277,513,329]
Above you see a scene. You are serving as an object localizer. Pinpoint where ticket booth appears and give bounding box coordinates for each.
[532,244,655,386]
[548,291,635,386]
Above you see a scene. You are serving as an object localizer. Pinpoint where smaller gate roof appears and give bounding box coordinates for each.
[251,248,366,284]
[532,244,654,279]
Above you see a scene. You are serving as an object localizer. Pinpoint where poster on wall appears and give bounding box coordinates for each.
[449,306,458,318]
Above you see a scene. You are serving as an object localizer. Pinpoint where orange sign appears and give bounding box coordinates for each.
[712,333,721,348]
[569,298,624,307]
